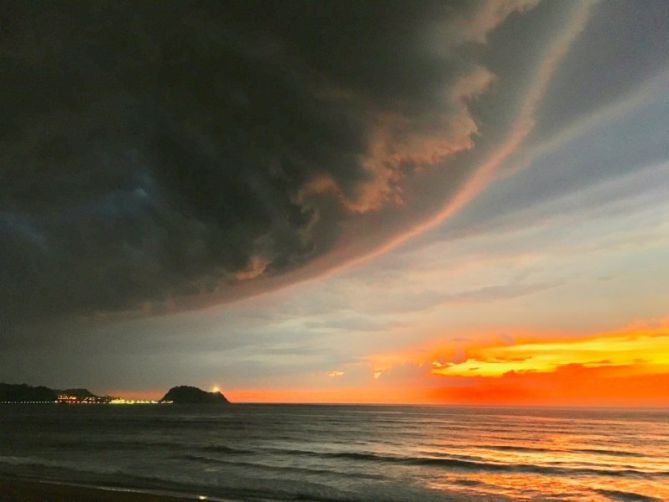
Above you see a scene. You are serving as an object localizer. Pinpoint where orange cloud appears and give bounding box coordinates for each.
[235,255,270,281]
[432,332,669,377]
[366,322,669,406]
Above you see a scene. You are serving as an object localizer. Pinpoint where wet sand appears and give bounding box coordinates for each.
[0,477,208,501]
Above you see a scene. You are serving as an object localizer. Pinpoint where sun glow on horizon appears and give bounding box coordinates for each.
[364,323,669,406]
[101,324,669,407]
[431,332,669,378]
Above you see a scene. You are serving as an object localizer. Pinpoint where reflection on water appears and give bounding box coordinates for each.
[0,405,667,500]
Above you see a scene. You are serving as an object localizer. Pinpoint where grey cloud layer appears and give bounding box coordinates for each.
[1,0,539,325]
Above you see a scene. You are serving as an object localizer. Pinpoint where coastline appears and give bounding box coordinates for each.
[0,476,220,501]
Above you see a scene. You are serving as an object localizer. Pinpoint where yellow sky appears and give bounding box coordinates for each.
[431,331,669,377]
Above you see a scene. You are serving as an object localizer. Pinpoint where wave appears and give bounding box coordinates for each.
[200,445,254,455]
[0,454,117,474]
[45,439,184,451]
[0,456,360,502]
[480,444,645,458]
[594,488,662,501]
[575,448,644,458]
[173,454,386,480]
[45,439,256,456]
[480,444,554,453]
[242,449,669,478]
[4,442,663,482]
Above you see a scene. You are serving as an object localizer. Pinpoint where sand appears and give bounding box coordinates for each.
[0,477,210,501]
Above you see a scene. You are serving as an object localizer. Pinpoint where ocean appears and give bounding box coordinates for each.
[0,404,667,501]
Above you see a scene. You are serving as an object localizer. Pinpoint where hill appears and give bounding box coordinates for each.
[59,388,97,399]
[0,383,58,402]
[160,386,230,404]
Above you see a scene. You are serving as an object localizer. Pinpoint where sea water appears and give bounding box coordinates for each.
[0,404,667,500]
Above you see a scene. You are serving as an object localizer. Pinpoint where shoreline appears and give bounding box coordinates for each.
[0,475,225,501]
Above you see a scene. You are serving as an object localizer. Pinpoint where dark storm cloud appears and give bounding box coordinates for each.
[0,0,537,325]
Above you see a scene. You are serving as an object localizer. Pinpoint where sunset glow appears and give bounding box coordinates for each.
[214,324,669,407]
[431,331,669,378]
[369,324,669,406]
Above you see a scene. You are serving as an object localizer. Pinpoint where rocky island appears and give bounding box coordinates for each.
[160,385,230,404]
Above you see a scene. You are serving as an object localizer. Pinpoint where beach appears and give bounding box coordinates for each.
[0,477,205,501]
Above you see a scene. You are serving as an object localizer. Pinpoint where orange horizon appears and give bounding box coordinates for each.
[103,321,669,408]
[102,388,669,408]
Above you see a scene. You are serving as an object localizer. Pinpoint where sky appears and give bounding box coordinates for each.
[1,0,668,406]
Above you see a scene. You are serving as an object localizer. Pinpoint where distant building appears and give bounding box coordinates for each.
[56,394,112,404]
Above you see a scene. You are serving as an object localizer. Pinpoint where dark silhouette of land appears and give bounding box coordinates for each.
[1,383,230,404]
[0,383,109,403]
[62,388,98,399]
[161,386,230,404]
[0,383,57,402]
